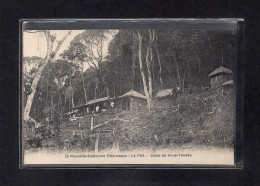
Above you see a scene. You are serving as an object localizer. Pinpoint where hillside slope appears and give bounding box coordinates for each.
[78,88,235,152]
[24,87,235,152]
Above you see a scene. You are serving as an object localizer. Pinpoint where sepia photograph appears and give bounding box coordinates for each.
[21,20,238,166]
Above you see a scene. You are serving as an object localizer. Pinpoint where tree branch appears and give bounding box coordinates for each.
[52,31,72,58]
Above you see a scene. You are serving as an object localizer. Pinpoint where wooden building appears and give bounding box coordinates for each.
[71,90,147,117]
[115,90,147,111]
[208,66,233,88]
[73,97,110,116]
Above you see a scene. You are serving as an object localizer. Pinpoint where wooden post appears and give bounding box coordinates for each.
[91,117,94,131]
[95,133,99,154]
[81,131,84,140]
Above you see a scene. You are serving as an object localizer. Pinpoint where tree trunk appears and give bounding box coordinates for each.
[51,95,54,120]
[146,36,153,109]
[137,31,151,110]
[155,42,163,85]
[83,87,88,104]
[69,77,75,108]
[95,133,99,154]
[50,85,53,120]
[173,51,181,87]
[198,57,201,75]
[106,86,109,97]
[167,56,171,75]
[182,71,185,92]
[186,57,191,78]
[45,70,49,116]
[71,92,75,108]
[71,96,75,109]
[151,46,155,86]
[131,50,136,90]
[24,31,71,121]
[102,75,110,97]
[24,61,49,121]
[59,91,63,124]
[81,70,88,104]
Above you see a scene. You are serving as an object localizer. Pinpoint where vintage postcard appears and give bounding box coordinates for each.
[21,19,241,166]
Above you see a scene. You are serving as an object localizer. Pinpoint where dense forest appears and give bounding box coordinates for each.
[24,29,235,121]
[23,29,235,151]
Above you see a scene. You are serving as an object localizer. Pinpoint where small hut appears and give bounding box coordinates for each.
[156,88,176,107]
[208,66,233,88]
[116,90,147,111]
[221,80,234,94]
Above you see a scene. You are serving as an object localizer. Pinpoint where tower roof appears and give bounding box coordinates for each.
[208,66,233,77]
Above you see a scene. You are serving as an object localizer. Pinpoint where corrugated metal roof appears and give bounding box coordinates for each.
[156,88,173,98]
[221,80,234,86]
[208,66,232,77]
[87,97,110,105]
[73,97,110,109]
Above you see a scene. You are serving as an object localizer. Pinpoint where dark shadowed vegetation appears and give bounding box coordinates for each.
[23,29,235,152]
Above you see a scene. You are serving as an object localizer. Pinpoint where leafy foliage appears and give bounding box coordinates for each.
[24,29,235,151]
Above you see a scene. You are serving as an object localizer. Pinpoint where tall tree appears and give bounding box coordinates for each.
[136,30,154,110]
[154,33,163,86]
[72,30,109,98]
[62,41,88,103]
[23,30,71,122]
